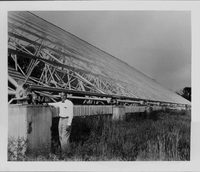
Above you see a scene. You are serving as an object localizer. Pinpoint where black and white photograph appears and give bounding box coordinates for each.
[3,0,200,171]
[7,10,191,162]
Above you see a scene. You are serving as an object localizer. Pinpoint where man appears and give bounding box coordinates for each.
[49,92,74,154]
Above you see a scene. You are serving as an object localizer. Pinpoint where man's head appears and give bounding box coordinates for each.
[60,92,66,103]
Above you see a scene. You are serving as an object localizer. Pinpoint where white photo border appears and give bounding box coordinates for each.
[0,1,200,171]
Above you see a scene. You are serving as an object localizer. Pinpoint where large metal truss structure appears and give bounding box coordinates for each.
[8,12,136,104]
[8,11,190,108]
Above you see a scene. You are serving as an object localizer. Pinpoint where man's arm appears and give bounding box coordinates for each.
[67,102,74,126]
[48,102,58,107]
[48,102,60,115]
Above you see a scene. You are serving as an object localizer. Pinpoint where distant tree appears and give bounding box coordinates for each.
[176,87,191,101]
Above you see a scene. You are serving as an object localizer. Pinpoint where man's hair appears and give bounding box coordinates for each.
[59,92,65,97]
[59,92,66,102]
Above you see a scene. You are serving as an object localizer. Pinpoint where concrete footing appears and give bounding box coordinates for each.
[8,105,53,155]
[112,106,126,120]
[145,106,153,115]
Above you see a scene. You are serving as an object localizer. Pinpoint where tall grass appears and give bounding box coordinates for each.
[68,110,190,161]
[8,110,190,161]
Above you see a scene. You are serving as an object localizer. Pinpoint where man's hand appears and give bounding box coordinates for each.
[66,125,71,132]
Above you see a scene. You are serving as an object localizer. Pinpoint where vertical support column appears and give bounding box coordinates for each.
[185,104,191,116]
[112,105,126,120]
[8,105,53,156]
[162,106,166,111]
[145,105,153,116]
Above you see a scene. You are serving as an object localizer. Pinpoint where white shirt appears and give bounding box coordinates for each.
[49,99,74,125]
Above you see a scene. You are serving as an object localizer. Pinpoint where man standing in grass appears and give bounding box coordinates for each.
[49,92,74,155]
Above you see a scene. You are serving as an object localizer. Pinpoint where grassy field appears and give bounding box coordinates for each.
[8,109,191,161]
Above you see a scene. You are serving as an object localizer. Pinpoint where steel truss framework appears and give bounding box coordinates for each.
[7,12,189,108]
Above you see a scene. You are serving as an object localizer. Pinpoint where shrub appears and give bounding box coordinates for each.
[8,137,27,161]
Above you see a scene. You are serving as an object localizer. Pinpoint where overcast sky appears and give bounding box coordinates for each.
[32,11,191,91]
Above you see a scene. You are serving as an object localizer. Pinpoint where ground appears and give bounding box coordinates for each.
[8,109,191,161]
